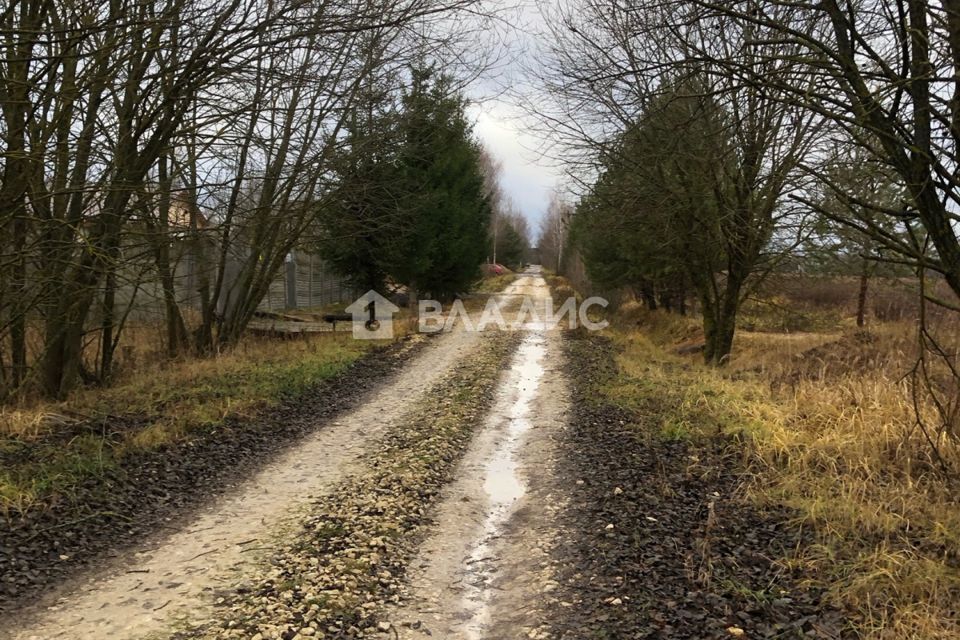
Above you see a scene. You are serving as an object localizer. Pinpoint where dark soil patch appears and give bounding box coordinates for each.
[548,331,852,639]
[0,336,425,616]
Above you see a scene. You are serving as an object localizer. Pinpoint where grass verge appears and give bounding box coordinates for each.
[550,330,843,638]
[473,271,519,293]
[600,312,960,639]
[0,334,376,516]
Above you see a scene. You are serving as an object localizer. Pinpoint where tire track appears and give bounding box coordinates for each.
[11,327,486,640]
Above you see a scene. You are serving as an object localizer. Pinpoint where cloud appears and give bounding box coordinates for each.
[470,102,562,232]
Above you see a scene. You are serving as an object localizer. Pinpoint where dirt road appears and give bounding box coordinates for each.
[386,271,567,640]
[9,269,568,640]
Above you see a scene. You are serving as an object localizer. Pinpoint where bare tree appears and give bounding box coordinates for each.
[478,146,506,264]
[0,0,500,398]
[532,0,816,363]
[662,0,960,306]
[539,191,572,273]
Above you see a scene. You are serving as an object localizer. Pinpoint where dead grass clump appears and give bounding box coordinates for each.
[613,303,703,344]
[473,270,518,294]
[742,296,846,332]
[753,364,960,639]
[767,328,915,389]
[543,273,578,305]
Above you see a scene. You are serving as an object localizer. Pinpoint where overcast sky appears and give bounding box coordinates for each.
[464,0,565,236]
[470,102,562,233]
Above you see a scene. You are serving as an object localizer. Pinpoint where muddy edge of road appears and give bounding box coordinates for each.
[0,337,425,616]
[538,331,851,640]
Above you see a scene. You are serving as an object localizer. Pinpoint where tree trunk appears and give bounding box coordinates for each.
[1,12,34,391]
[639,281,657,310]
[10,218,27,388]
[702,299,718,362]
[707,309,737,366]
[42,292,93,398]
[659,289,673,313]
[191,226,214,354]
[99,264,117,380]
[150,156,188,357]
[180,140,216,356]
[856,260,870,328]
[702,277,744,366]
[42,186,128,397]
[162,268,189,357]
[408,285,419,311]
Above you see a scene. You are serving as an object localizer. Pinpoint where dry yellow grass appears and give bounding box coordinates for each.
[750,357,960,639]
[605,309,960,638]
[473,270,519,294]
[0,326,407,515]
[2,332,372,440]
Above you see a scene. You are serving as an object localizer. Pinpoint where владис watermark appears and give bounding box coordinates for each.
[345,290,609,339]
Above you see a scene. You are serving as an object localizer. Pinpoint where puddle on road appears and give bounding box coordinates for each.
[463,331,547,639]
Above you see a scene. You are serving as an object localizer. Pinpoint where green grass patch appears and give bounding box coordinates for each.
[473,271,518,293]
[597,330,772,443]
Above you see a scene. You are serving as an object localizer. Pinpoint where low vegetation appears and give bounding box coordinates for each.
[0,334,375,516]
[472,270,519,294]
[586,280,960,639]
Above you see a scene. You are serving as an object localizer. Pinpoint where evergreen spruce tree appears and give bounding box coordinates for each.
[386,66,491,300]
[492,221,527,271]
[317,77,401,293]
[319,65,491,301]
